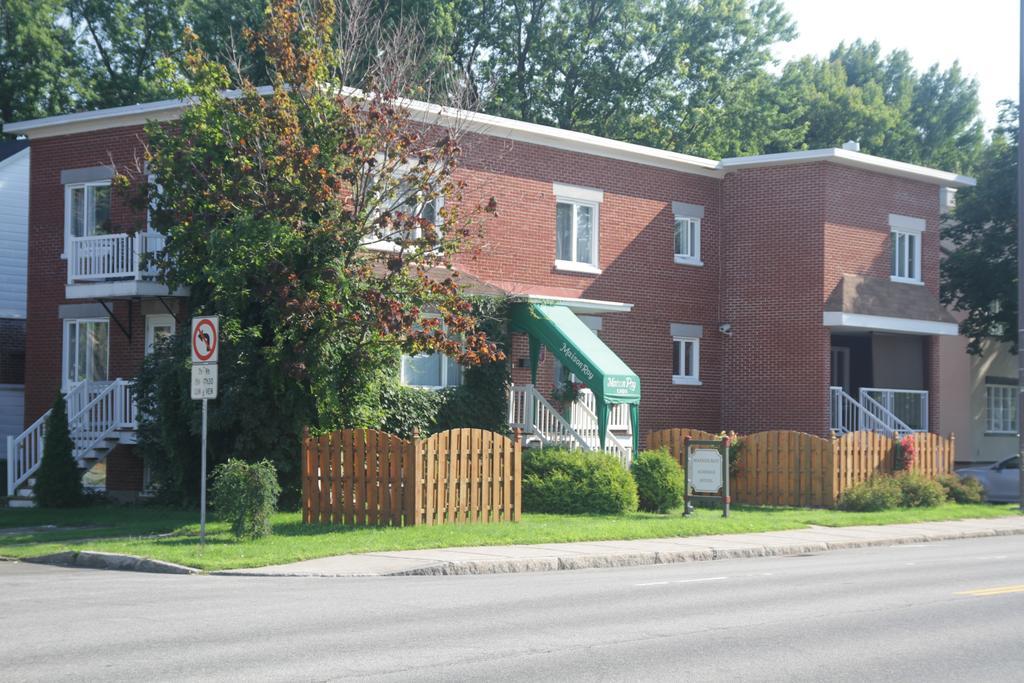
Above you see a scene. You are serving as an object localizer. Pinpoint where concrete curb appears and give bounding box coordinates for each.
[24,550,200,575]
[213,520,1024,578]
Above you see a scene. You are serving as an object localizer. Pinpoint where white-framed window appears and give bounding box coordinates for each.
[553,183,602,274]
[145,314,176,355]
[672,337,700,385]
[63,318,110,388]
[889,214,924,284]
[986,383,1018,434]
[65,181,112,244]
[674,216,701,264]
[400,352,462,390]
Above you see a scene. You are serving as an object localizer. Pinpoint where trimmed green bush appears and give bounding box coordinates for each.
[894,472,945,508]
[522,448,638,514]
[936,473,985,504]
[210,459,282,539]
[33,393,84,508]
[838,476,903,511]
[632,449,685,513]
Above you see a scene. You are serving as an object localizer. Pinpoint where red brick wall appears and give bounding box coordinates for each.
[721,164,829,435]
[455,134,724,438]
[23,127,152,426]
[0,318,25,384]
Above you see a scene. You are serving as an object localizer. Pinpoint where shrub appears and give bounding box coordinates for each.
[894,471,945,508]
[378,383,444,438]
[210,459,282,539]
[935,473,985,504]
[632,449,685,513]
[33,393,84,508]
[838,476,903,511]
[522,448,638,514]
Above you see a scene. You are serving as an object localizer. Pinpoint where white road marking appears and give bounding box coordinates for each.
[635,576,729,587]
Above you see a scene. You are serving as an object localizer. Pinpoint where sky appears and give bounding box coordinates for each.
[775,0,1018,131]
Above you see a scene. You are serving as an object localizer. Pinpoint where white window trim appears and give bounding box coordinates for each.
[672,336,701,386]
[62,317,110,391]
[985,384,1018,435]
[145,314,176,355]
[673,215,703,266]
[554,199,601,272]
[364,194,445,254]
[63,180,112,258]
[889,214,924,285]
[400,351,461,391]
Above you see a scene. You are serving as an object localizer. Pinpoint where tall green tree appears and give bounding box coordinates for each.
[777,40,983,172]
[134,0,501,500]
[451,0,799,157]
[0,0,84,131]
[942,102,1018,354]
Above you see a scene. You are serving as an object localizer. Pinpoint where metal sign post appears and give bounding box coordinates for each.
[683,437,731,518]
[190,316,219,544]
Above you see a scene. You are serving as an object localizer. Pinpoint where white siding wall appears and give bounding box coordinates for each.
[0,148,29,319]
[0,384,24,461]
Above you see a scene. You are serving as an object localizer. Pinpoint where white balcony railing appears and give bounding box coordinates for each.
[67,232,165,284]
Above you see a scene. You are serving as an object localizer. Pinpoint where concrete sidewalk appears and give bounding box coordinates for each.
[215,515,1024,578]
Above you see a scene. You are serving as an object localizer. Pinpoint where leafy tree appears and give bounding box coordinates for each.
[942,102,1018,354]
[33,393,84,507]
[776,40,983,172]
[451,0,798,157]
[132,0,501,502]
[0,0,85,131]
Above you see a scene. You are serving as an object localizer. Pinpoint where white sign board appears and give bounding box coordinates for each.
[688,447,724,494]
[191,316,219,400]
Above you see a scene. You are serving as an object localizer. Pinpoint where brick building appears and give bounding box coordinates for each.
[4,96,974,499]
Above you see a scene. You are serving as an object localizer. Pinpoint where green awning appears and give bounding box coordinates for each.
[511,302,641,455]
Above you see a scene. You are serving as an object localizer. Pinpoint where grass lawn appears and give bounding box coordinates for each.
[0,503,1018,571]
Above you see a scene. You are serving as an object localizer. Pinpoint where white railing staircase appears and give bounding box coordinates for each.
[6,379,137,504]
[829,386,920,438]
[509,384,632,467]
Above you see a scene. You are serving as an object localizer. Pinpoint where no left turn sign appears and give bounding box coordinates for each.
[192,317,219,364]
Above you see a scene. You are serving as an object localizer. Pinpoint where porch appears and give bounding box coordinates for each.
[65,231,186,299]
[828,332,931,436]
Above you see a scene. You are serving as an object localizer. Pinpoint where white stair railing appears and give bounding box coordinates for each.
[570,392,632,467]
[860,387,927,433]
[509,384,591,451]
[578,389,632,435]
[67,232,165,283]
[858,391,916,437]
[6,379,136,496]
[829,386,915,437]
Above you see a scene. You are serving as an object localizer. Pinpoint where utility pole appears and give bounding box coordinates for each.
[1018,0,1024,512]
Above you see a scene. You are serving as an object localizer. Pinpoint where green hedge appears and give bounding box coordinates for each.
[631,449,685,513]
[839,472,947,512]
[936,473,985,504]
[522,448,638,514]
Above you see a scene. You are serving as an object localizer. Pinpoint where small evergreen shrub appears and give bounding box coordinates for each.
[936,473,985,504]
[632,449,685,513]
[522,448,638,514]
[210,459,282,539]
[838,476,903,511]
[33,393,84,508]
[893,472,946,508]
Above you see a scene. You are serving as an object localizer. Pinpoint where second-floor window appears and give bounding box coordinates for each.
[674,216,701,264]
[553,183,603,273]
[66,182,112,240]
[672,337,700,385]
[889,214,924,284]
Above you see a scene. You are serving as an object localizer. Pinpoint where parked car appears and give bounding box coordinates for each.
[955,456,1020,503]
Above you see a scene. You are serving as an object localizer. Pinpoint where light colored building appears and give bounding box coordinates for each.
[0,141,28,465]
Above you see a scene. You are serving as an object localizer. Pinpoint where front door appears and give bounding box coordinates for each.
[831,346,851,392]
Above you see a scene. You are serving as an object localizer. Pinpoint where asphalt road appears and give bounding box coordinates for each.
[2,535,1024,682]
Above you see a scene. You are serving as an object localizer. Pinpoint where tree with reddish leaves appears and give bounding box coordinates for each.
[132,0,501,501]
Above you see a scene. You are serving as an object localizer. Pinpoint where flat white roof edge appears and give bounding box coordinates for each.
[720,148,975,188]
[521,294,633,313]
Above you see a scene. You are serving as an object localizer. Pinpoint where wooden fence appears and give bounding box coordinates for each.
[648,428,956,508]
[302,428,521,526]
